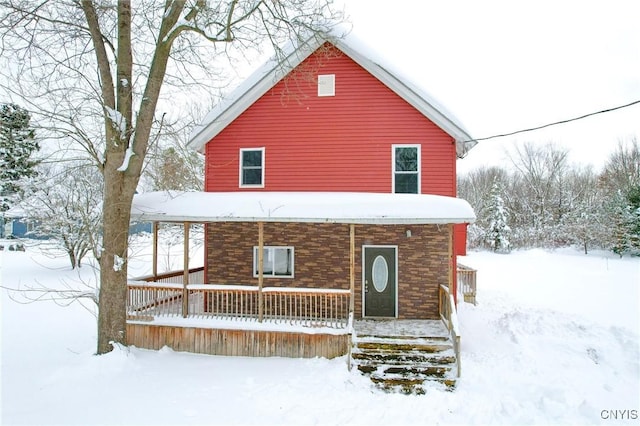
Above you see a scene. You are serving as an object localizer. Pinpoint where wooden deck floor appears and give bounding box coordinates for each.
[353,319,449,338]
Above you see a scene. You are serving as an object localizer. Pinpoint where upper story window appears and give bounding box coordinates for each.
[392,144,421,194]
[240,148,265,188]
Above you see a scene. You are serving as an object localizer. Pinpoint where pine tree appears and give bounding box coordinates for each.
[485,181,511,253]
[0,103,39,212]
[610,185,640,256]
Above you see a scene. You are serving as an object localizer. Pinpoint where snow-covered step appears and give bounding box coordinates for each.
[357,361,453,378]
[369,373,457,394]
[352,350,457,365]
[355,340,452,353]
[351,326,458,394]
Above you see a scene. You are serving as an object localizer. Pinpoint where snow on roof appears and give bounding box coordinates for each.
[188,30,477,158]
[3,205,27,218]
[130,191,476,225]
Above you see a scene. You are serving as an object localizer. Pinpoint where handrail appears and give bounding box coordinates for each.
[133,267,205,283]
[439,284,461,377]
[127,280,351,329]
[346,311,354,371]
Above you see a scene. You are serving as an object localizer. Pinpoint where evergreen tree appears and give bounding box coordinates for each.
[628,185,640,253]
[610,185,640,256]
[485,181,511,253]
[0,103,39,212]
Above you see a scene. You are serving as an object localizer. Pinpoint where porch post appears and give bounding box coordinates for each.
[152,221,159,279]
[448,224,456,306]
[349,224,355,315]
[182,221,190,318]
[258,221,264,322]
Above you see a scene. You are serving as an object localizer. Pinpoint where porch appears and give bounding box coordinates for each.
[125,266,467,375]
[126,191,476,390]
[127,267,352,358]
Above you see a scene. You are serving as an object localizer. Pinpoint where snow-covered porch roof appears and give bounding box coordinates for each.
[130,191,476,225]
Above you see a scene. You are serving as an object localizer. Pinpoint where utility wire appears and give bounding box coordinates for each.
[463,98,640,143]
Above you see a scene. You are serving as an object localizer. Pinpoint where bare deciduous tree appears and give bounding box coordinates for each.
[0,0,344,354]
[143,125,204,192]
[507,141,569,245]
[599,137,640,194]
[21,161,103,269]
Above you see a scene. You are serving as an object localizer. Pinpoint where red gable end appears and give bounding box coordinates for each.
[205,44,456,196]
[200,41,471,257]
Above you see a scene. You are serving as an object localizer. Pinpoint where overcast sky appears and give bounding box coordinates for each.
[341,0,640,173]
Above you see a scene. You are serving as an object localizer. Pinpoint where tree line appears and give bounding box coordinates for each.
[458,138,640,256]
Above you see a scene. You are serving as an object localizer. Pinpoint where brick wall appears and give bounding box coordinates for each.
[206,222,451,320]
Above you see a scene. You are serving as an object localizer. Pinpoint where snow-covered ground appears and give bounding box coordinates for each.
[1,241,639,425]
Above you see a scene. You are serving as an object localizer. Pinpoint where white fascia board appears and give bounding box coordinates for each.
[130,213,474,225]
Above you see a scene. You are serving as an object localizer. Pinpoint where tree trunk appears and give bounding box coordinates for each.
[95,0,136,355]
[96,168,137,354]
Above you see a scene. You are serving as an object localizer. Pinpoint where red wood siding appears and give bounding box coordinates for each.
[205,44,456,196]
[204,43,466,254]
[454,223,467,256]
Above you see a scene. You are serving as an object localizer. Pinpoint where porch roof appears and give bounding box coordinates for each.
[130,191,475,225]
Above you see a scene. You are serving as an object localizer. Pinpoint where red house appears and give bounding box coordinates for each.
[188,31,476,285]
[189,34,475,251]
[128,32,477,392]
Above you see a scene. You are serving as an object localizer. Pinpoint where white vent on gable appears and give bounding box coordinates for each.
[317,74,335,97]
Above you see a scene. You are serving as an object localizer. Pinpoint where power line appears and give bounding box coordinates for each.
[463,98,640,143]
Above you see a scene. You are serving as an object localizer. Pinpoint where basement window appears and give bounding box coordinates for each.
[317,74,335,97]
[253,246,294,278]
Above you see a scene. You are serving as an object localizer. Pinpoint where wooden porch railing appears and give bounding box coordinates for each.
[439,284,461,377]
[127,279,351,329]
[133,267,205,285]
[458,263,477,305]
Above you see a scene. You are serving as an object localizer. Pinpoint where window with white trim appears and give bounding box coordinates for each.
[240,148,265,187]
[392,145,421,194]
[253,246,294,278]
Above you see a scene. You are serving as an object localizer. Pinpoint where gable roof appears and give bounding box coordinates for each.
[188,31,477,158]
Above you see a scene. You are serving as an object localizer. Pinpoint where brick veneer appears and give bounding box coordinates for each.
[206,222,451,320]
